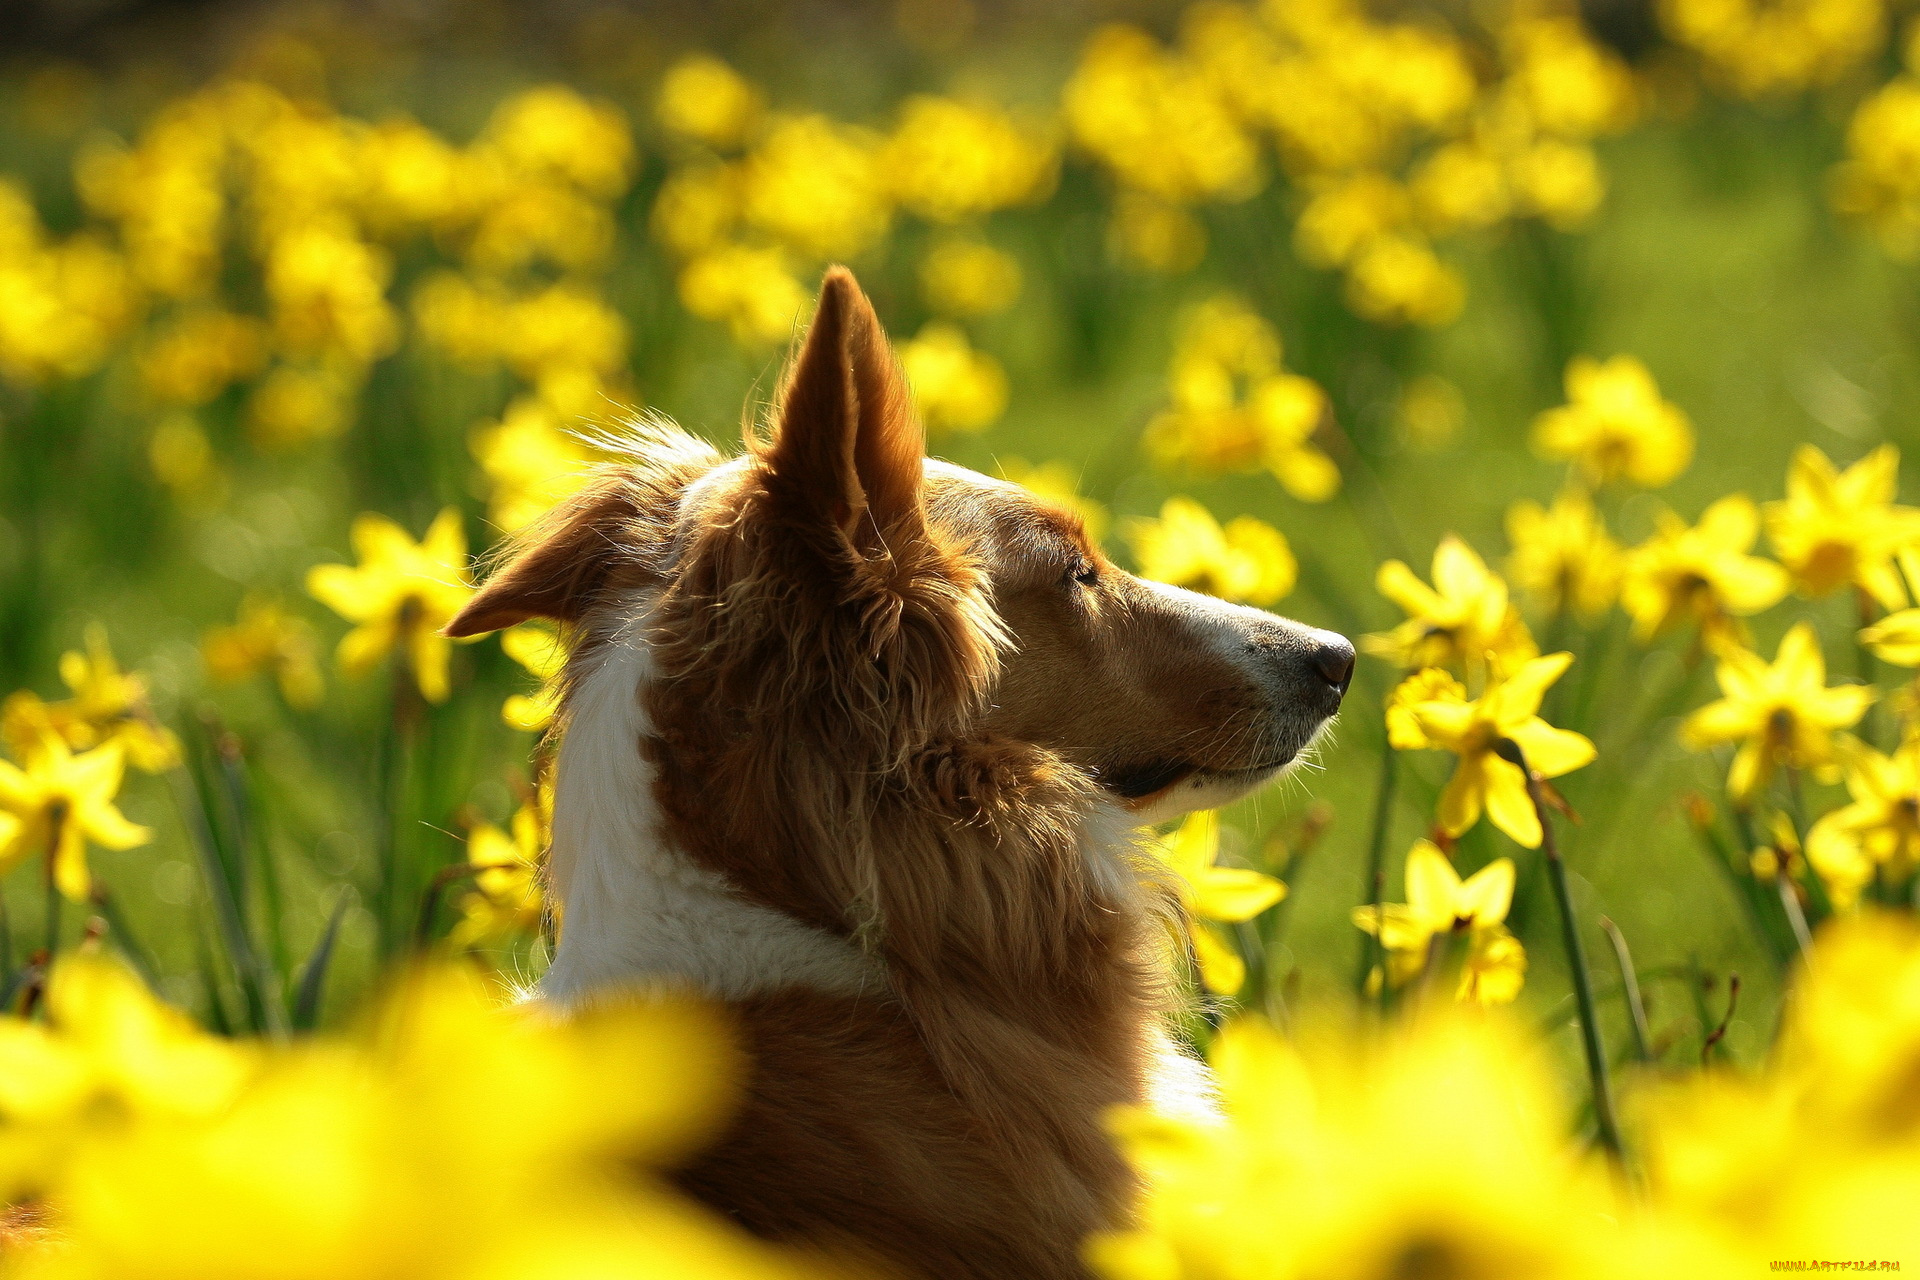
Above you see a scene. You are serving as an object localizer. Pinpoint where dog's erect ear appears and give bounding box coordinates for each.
[762,267,923,549]
[443,476,637,637]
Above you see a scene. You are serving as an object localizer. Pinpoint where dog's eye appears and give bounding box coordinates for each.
[1069,559,1099,588]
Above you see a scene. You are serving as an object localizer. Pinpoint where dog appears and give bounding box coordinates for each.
[444,267,1351,1279]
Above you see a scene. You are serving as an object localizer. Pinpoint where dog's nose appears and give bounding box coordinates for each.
[1307,630,1355,696]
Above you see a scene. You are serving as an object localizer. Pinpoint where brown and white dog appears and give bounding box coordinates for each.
[445,268,1351,1279]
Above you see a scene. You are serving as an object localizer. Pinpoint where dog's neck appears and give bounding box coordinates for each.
[539,599,885,1007]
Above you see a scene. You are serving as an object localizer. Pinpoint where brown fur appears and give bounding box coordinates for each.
[447,267,1346,1280]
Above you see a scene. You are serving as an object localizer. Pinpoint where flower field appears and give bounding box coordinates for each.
[2,0,1920,1272]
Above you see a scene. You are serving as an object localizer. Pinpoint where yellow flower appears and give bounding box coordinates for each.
[1362,536,1538,679]
[1399,652,1595,847]
[136,307,268,407]
[650,162,742,258]
[656,55,763,150]
[1832,76,1920,258]
[245,362,355,451]
[677,243,807,347]
[452,786,550,948]
[0,736,150,900]
[1619,495,1791,651]
[1292,171,1409,269]
[1505,486,1624,621]
[1151,810,1286,995]
[470,397,601,535]
[919,237,1023,318]
[994,458,1110,543]
[884,95,1057,223]
[1126,497,1296,606]
[1807,736,1920,908]
[500,624,565,733]
[1,625,180,773]
[202,596,325,711]
[1351,840,1526,1004]
[898,322,1008,433]
[478,85,633,200]
[1105,191,1208,273]
[1143,295,1338,501]
[1862,605,1920,667]
[741,115,891,260]
[1342,234,1465,327]
[262,223,398,368]
[306,509,475,704]
[1682,623,1875,804]
[1532,355,1694,489]
[1384,668,1466,750]
[1764,444,1920,610]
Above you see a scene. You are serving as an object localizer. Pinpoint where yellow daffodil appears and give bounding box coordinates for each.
[500,624,565,733]
[1681,623,1875,804]
[1385,668,1465,749]
[1127,497,1296,606]
[470,397,601,535]
[1619,495,1791,652]
[1152,810,1286,996]
[656,54,763,149]
[0,624,180,773]
[306,508,475,704]
[919,236,1023,318]
[1352,840,1526,1004]
[0,736,150,900]
[1504,486,1624,621]
[1764,444,1920,610]
[1396,651,1595,847]
[1532,354,1694,489]
[1361,536,1538,680]
[201,595,325,710]
[1806,736,1920,908]
[1142,296,1339,502]
[452,785,550,948]
[994,458,1110,543]
[898,322,1008,433]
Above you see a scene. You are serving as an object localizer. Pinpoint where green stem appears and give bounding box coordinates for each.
[1498,737,1622,1157]
[1598,917,1652,1065]
[1355,744,1399,1002]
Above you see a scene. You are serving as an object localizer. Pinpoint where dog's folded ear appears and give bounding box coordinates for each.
[761,266,924,554]
[442,475,638,637]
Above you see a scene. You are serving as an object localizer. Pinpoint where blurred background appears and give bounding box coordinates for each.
[1,0,1914,1070]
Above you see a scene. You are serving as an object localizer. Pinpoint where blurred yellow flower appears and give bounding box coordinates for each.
[1861,605,1920,666]
[898,322,1008,433]
[1362,535,1538,678]
[651,162,742,258]
[1395,373,1466,449]
[246,362,355,450]
[500,624,565,733]
[1106,191,1208,273]
[137,306,268,407]
[202,595,325,710]
[995,458,1110,543]
[452,784,549,948]
[1620,494,1791,651]
[262,222,398,367]
[306,508,474,704]
[478,85,633,200]
[1532,354,1693,489]
[1343,234,1465,327]
[1505,486,1624,621]
[471,398,601,535]
[1145,295,1338,500]
[678,242,807,346]
[656,54,763,150]
[1397,651,1593,847]
[1150,810,1285,996]
[1833,75,1920,258]
[1,625,180,773]
[1764,443,1920,610]
[919,237,1023,317]
[1807,735,1920,908]
[1127,497,1296,606]
[741,115,891,260]
[1352,840,1526,1004]
[1661,0,1884,98]
[1681,623,1875,803]
[1094,1012,1617,1280]
[0,736,150,901]
[1293,171,1409,268]
[885,96,1057,223]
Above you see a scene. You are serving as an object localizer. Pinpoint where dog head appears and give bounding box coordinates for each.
[446,267,1349,825]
